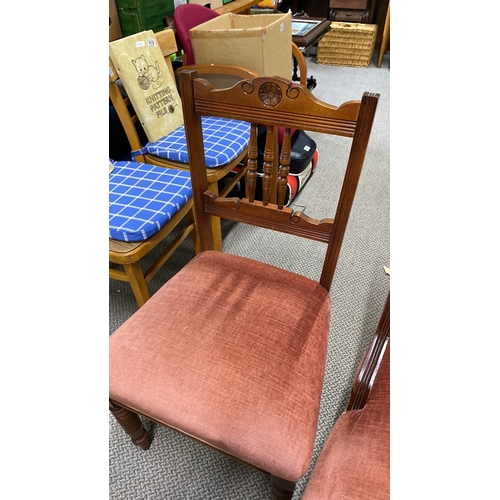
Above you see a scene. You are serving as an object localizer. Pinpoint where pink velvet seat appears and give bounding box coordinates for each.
[302,298,390,500]
[110,250,330,481]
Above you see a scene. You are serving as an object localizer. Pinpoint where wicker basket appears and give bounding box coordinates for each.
[317,22,378,67]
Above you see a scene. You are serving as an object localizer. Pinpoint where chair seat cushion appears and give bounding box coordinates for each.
[301,344,390,500]
[133,116,250,167]
[109,251,331,481]
[109,160,192,242]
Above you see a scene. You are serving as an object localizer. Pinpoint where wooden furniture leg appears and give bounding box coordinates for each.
[377,2,390,68]
[185,206,201,254]
[109,400,150,450]
[207,179,223,251]
[270,475,295,500]
[123,261,150,307]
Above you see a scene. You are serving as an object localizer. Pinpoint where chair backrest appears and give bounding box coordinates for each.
[173,4,219,65]
[178,70,379,291]
[175,63,258,91]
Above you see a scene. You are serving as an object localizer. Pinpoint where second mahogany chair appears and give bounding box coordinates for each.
[301,293,390,499]
[109,71,379,499]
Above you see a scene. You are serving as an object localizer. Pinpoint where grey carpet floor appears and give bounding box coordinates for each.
[109,49,390,499]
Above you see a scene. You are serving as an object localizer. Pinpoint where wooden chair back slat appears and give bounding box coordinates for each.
[277,128,291,210]
[246,124,258,203]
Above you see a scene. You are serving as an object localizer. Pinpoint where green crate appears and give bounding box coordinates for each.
[115,0,175,37]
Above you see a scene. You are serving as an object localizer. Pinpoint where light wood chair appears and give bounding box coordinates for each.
[109,29,256,251]
[109,208,196,308]
[109,160,198,308]
[109,72,379,499]
[291,41,310,87]
[377,1,390,68]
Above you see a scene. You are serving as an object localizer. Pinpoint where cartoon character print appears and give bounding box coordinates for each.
[132,54,165,90]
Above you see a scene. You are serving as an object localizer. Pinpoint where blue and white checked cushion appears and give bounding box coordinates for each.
[132,116,250,167]
[109,161,192,242]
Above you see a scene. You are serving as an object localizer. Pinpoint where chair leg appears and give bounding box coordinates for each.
[109,400,150,451]
[207,179,223,251]
[123,261,150,307]
[185,208,201,254]
[270,475,295,500]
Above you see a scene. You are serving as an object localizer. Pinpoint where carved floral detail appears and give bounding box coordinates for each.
[259,83,282,107]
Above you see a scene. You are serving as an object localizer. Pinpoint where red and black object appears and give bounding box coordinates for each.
[219,127,319,206]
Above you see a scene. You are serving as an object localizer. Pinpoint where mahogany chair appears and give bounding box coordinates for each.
[302,293,390,499]
[109,71,379,499]
[109,28,256,250]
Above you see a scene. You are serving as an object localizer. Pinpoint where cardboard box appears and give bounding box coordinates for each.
[109,0,123,41]
[190,12,292,79]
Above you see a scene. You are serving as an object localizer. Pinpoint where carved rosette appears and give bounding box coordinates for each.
[259,82,282,107]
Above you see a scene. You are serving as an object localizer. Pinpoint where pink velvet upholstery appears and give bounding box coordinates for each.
[302,342,390,499]
[109,250,331,481]
[173,4,219,66]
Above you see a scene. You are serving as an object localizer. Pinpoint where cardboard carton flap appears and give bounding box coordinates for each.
[190,28,268,39]
[190,12,291,36]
